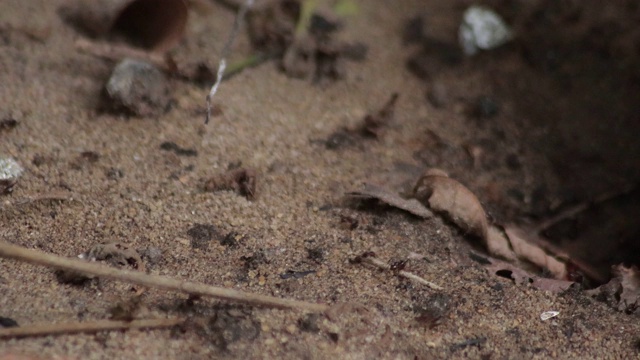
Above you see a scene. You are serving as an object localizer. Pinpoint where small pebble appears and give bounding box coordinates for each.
[105,58,170,116]
[0,157,23,194]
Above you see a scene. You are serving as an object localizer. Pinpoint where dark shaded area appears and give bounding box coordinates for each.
[407,0,640,281]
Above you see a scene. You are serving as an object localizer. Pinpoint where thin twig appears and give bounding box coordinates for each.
[0,241,328,312]
[0,318,184,339]
[205,0,255,124]
[361,256,443,291]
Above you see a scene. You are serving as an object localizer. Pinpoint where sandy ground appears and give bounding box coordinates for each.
[1,0,639,359]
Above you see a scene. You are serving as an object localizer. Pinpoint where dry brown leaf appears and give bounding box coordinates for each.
[485,225,517,261]
[410,170,571,282]
[503,226,568,280]
[413,170,488,239]
[347,182,433,218]
[484,257,574,293]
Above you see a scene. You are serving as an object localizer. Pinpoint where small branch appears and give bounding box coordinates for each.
[360,255,443,291]
[0,241,328,312]
[0,318,183,339]
[205,0,255,124]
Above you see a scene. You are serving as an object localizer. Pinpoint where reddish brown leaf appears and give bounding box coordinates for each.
[413,170,488,239]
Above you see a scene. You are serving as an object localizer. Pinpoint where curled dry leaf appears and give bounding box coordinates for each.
[347,182,433,218]
[411,170,572,282]
[413,170,488,239]
[499,225,568,280]
[484,256,574,293]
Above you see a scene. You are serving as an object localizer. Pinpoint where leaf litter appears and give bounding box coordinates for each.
[347,168,590,294]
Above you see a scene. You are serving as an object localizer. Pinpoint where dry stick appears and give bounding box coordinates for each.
[361,256,443,291]
[0,318,183,339]
[205,0,255,124]
[0,241,328,312]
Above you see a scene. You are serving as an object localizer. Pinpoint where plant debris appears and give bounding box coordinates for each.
[483,256,575,294]
[351,251,442,290]
[203,167,257,200]
[323,93,399,149]
[348,170,582,289]
[347,182,433,218]
[280,269,316,279]
[0,318,184,339]
[247,0,366,82]
[159,141,198,157]
[0,241,329,312]
[359,93,398,138]
[413,169,488,239]
[587,264,640,313]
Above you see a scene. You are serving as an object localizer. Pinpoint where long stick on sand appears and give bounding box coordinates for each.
[0,241,328,312]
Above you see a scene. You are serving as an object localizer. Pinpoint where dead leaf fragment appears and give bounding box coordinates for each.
[484,257,574,293]
[413,170,488,239]
[409,169,572,282]
[247,0,363,82]
[503,226,568,280]
[587,264,639,313]
[347,182,433,218]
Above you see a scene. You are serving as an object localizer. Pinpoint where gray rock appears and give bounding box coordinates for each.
[105,58,170,116]
[459,5,513,56]
[0,157,23,194]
